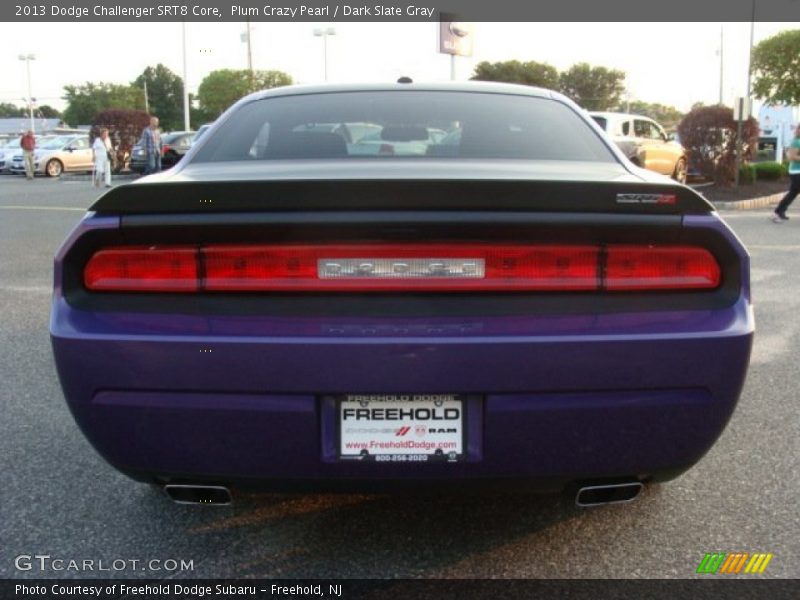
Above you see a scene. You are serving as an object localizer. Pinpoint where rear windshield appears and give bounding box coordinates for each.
[191,91,615,163]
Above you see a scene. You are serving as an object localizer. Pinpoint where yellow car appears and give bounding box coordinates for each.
[590,112,688,183]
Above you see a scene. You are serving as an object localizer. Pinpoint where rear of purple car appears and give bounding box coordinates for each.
[50,83,753,506]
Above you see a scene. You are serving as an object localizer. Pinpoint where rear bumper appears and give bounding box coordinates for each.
[50,298,753,489]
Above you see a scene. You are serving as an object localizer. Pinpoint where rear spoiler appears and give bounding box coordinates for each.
[89,179,714,216]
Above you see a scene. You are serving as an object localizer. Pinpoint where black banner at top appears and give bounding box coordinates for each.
[2,0,800,22]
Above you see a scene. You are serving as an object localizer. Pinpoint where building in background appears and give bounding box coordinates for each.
[758,105,799,162]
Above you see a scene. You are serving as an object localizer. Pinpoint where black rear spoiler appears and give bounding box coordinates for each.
[89,179,714,216]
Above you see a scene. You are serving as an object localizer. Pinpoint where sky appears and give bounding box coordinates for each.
[0,21,797,119]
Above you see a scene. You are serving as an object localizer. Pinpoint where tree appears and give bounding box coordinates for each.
[470,60,560,90]
[133,64,184,131]
[558,63,626,111]
[751,29,800,105]
[62,82,143,127]
[92,109,151,173]
[36,105,61,119]
[677,106,759,185]
[197,69,293,120]
[0,103,24,118]
[626,101,684,130]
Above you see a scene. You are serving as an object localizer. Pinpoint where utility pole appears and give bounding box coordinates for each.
[143,80,149,114]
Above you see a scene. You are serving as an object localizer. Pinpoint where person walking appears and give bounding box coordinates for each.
[772,123,800,223]
[92,128,113,188]
[139,116,162,175]
[20,130,35,180]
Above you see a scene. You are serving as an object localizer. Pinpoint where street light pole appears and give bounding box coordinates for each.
[735,0,757,186]
[182,21,190,131]
[313,27,336,81]
[243,18,254,90]
[746,1,755,104]
[718,25,724,105]
[18,53,36,133]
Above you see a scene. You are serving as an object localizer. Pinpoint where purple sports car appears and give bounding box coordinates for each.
[50,82,753,506]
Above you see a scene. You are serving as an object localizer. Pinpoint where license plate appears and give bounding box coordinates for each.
[338,394,464,462]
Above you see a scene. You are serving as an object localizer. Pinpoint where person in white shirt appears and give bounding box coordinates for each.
[92,128,113,188]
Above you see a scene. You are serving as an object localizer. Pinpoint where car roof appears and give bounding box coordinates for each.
[589,111,656,122]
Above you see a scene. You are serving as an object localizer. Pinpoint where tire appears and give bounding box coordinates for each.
[672,158,688,184]
[46,159,63,177]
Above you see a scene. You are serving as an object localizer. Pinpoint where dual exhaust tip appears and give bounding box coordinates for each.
[575,481,643,507]
[162,481,643,507]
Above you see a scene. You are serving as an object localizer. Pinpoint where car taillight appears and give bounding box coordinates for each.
[83,243,721,293]
[84,246,198,292]
[605,246,720,290]
[162,144,171,155]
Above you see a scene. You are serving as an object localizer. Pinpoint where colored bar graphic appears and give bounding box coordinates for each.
[698,552,773,574]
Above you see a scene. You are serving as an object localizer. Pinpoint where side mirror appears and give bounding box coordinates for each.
[66,146,75,152]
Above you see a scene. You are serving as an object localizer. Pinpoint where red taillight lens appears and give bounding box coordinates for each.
[161,144,171,155]
[605,246,720,290]
[82,243,721,293]
[84,246,198,292]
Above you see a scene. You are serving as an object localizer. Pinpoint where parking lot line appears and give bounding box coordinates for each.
[0,205,85,212]
[749,245,800,250]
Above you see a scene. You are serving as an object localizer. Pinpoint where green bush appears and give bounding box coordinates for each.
[753,161,787,180]
[738,164,756,184]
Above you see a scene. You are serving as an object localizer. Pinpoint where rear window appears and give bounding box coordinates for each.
[192,91,615,163]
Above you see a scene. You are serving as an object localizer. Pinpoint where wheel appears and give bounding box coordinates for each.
[672,158,688,184]
[46,159,63,177]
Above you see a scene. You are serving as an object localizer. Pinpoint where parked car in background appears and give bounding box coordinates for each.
[590,112,688,183]
[671,132,704,181]
[0,138,22,173]
[192,123,214,145]
[10,135,92,177]
[51,82,752,506]
[348,126,447,156]
[130,131,195,173]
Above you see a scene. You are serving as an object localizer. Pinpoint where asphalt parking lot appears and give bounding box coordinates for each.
[0,175,798,579]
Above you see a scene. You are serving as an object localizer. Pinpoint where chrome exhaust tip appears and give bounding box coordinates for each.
[163,484,232,505]
[575,482,643,508]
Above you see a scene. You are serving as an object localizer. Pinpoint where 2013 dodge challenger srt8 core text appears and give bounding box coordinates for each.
[50,82,753,506]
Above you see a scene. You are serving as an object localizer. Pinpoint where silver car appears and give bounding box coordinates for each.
[0,138,22,173]
[10,135,93,177]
